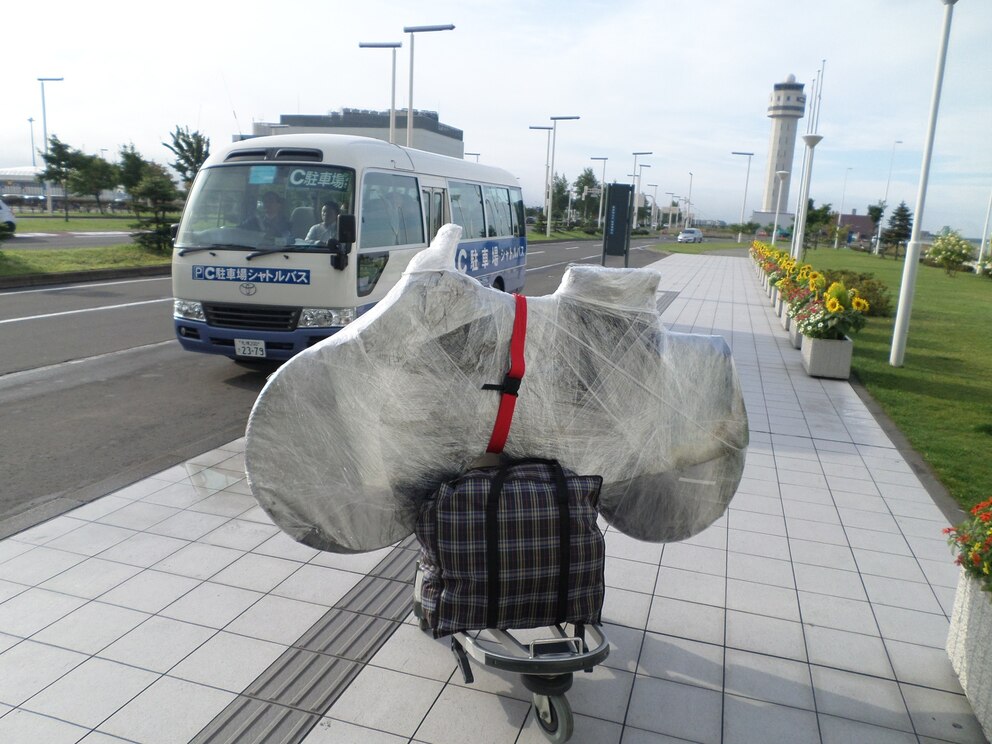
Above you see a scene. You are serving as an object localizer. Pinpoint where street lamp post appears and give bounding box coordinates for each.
[465,152,480,162]
[731,151,754,243]
[28,117,36,167]
[834,166,853,249]
[634,164,651,227]
[665,192,676,228]
[402,24,455,149]
[38,76,64,213]
[978,187,992,265]
[359,42,402,144]
[591,157,608,230]
[530,126,553,229]
[771,171,789,247]
[546,116,580,237]
[686,172,694,228]
[891,0,959,368]
[874,139,903,254]
[790,134,824,260]
[647,184,659,229]
[630,152,651,228]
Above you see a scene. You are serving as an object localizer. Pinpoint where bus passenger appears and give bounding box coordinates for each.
[306,200,341,243]
[243,192,292,238]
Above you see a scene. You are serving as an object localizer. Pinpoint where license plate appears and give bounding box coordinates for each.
[234,339,266,358]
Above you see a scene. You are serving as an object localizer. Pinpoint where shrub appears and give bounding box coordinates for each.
[926,231,974,276]
[823,270,893,317]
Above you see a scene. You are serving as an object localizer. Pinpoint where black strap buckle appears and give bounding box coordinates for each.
[482,373,521,397]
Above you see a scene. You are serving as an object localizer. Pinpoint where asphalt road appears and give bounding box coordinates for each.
[0,239,667,537]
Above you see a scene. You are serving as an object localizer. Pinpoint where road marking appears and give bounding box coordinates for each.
[0,298,172,325]
[528,250,545,255]
[2,276,170,296]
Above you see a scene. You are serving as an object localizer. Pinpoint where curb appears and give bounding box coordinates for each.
[0,265,170,290]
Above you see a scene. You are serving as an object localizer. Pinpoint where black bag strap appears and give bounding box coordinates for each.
[485,458,571,628]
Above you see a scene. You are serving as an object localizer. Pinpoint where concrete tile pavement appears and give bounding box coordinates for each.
[0,252,986,743]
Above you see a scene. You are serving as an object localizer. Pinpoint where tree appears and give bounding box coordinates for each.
[39,135,84,221]
[67,154,118,213]
[572,167,600,223]
[551,173,569,226]
[118,144,150,194]
[130,163,179,252]
[882,201,913,258]
[803,199,833,249]
[164,126,210,192]
[867,201,885,232]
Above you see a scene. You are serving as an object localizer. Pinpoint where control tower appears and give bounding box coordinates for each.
[760,75,806,215]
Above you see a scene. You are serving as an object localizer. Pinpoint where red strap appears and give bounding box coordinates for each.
[485,294,527,454]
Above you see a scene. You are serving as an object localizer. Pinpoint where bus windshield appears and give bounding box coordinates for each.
[175,163,355,251]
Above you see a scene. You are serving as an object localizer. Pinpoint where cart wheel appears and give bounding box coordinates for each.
[532,693,573,743]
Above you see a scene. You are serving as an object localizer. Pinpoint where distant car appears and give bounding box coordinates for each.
[0,198,16,236]
[677,228,703,243]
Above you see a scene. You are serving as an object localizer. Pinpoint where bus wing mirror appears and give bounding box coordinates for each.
[170,223,180,240]
[328,241,352,271]
[337,214,356,245]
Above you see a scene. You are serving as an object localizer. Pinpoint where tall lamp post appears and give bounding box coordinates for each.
[686,172,694,228]
[891,0,959,368]
[591,156,608,230]
[647,184,659,229]
[978,187,992,265]
[28,117,37,167]
[546,116,580,237]
[38,76,64,213]
[771,171,789,247]
[358,42,402,144]
[731,151,754,243]
[874,139,903,254]
[634,164,651,227]
[530,126,553,229]
[402,24,455,148]
[790,134,824,260]
[833,166,853,249]
[665,192,676,229]
[630,152,651,229]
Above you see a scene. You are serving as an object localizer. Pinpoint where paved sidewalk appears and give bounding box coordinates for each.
[0,253,986,743]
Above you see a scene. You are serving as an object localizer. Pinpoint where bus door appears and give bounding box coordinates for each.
[421,187,448,244]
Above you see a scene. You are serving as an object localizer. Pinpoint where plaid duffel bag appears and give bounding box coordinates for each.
[415,458,605,638]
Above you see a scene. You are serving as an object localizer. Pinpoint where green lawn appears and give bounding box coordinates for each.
[791,247,992,512]
[0,244,170,277]
[12,214,143,232]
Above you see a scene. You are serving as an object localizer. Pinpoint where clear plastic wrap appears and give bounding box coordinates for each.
[246,224,748,553]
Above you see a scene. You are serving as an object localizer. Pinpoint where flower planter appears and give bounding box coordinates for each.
[947,569,992,741]
[780,304,791,331]
[788,323,803,349]
[801,335,852,379]
[769,287,778,306]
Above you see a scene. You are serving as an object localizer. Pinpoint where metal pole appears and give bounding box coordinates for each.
[648,184,658,229]
[358,42,402,145]
[875,140,903,254]
[530,126,552,231]
[28,117,36,168]
[547,116,580,237]
[636,164,650,228]
[732,152,754,243]
[771,171,788,246]
[978,187,992,265]
[38,76,64,214]
[834,167,852,249]
[891,0,958,367]
[403,24,455,150]
[665,192,675,228]
[791,134,823,260]
[686,172,694,228]
[591,157,608,230]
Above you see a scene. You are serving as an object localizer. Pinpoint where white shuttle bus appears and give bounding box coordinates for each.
[172,134,527,362]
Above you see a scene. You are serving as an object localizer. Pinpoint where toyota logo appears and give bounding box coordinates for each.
[239,283,257,296]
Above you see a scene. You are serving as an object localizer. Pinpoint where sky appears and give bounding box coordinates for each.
[3,0,991,237]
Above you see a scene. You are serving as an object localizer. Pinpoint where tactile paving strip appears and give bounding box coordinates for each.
[191,539,420,744]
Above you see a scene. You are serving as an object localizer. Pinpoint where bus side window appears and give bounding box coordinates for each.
[449,182,485,238]
[360,173,424,249]
[483,186,513,237]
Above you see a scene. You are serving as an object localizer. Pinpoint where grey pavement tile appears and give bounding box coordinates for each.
[604,556,659,594]
[873,604,952,649]
[775,455,824,474]
[818,714,918,743]
[805,626,894,679]
[660,543,726,577]
[778,469,827,490]
[837,507,901,533]
[598,622,644,674]
[637,631,724,691]
[0,587,87,638]
[516,711,622,744]
[0,545,87,585]
[895,514,952,540]
[862,574,945,614]
[885,638,963,693]
[224,594,329,646]
[98,570,199,614]
[271,564,365,607]
[94,532,189,568]
[65,495,133,522]
[139,481,213,509]
[729,529,791,561]
[187,490,258,518]
[646,596,725,646]
[779,483,835,505]
[239,505,278,525]
[798,591,879,635]
[788,538,857,571]
[785,517,850,546]
[844,526,913,556]
[95,501,180,530]
[7,516,90,546]
[727,509,787,537]
[152,541,244,581]
[725,610,806,662]
[919,557,963,589]
[0,709,90,744]
[31,601,149,655]
[722,693,820,744]
[97,675,236,744]
[0,640,88,706]
[900,683,988,743]
[811,666,913,732]
[0,579,26,603]
[793,563,868,602]
[604,530,664,564]
[828,477,882,498]
[159,581,263,628]
[368,622,456,682]
[724,648,815,709]
[832,492,889,514]
[168,630,286,693]
[906,535,954,562]
[680,525,727,550]
[729,492,784,517]
[211,552,303,593]
[309,546,394,574]
[39,557,142,599]
[328,665,444,738]
[199,518,281,551]
[20,656,158,729]
[189,467,244,492]
[725,579,799,622]
[563,664,636,723]
[726,553,795,589]
[886,499,949,522]
[653,567,726,608]
[626,676,723,743]
[99,615,217,673]
[413,683,531,743]
[253,531,323,562]
[303,718,406,743]
[0,540,34,565]
[852,548,928,583]
[144,510,231,541]
[601,586,653,629]
[934,584,958,617]
[108,477,175,500]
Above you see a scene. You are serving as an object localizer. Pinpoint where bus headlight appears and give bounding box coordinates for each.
[299,307,356,328]
[174,299,205,321]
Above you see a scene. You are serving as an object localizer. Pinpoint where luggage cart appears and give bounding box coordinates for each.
[414,566,611,743]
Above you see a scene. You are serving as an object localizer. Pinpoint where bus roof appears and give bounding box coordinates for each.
[205,134,521,188]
